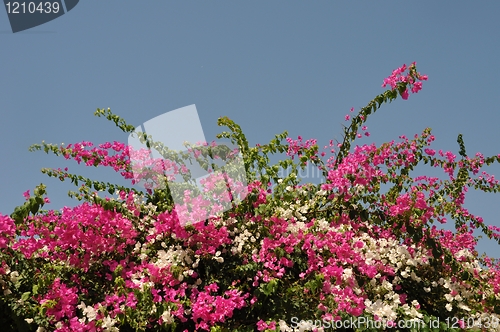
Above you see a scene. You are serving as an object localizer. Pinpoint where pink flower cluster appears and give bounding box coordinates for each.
[286,136,318,160]
[39,278,79,323]
[14,201,138,271]
[190,284,248,330]
[5,125,497,331]
[382,62,428,99]
[3,64,500,331]
[0,214,15,249]
[61,140,133,179]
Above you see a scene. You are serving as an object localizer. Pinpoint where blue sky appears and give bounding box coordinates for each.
[1,1,500,259]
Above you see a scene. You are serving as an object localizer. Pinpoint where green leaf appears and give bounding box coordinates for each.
[457,133,467,158]
[29,203,39,215]
[21,292,31,302]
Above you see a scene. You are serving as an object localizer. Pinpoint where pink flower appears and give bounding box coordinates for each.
[257,320,276,331]
[257,320,267,331]
[382,63,427,100]
[401,89,409,100]
[0,215,16,249]
[39,278,79,322]
[411,81,423,93]
[23,190,30,200]
[424,148,436,156]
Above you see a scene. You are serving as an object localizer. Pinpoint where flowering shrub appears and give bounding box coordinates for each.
[1,63,500,331]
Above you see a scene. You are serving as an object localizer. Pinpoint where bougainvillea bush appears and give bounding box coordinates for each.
[2,63,500,331]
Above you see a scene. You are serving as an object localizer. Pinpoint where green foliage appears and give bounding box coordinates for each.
[3,66,500,331]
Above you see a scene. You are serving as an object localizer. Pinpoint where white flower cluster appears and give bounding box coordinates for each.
[0,266,14,296]
[128,269,154,290]
[212,216,237,228]
[350,222,500,325]
[100,315,119,331]
[287,221,308,235]
[134,202,157,232]
[161,308,174,325]
[154,245,194,269]
[455,248,482,273]
[352,229,428,321]
[273,190,316,223]
[213,250,224,263]
[77,301,97,323]
[230,225,259,255]
[354,229,428,273]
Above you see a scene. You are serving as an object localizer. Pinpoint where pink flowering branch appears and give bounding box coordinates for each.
[4,64,500,331]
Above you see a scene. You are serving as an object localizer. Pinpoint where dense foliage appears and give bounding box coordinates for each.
[2,63,500,331]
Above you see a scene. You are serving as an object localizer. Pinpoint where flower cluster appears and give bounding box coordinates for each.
[382,62,428,99]
[2,64,500,332]
[0,214,15,249]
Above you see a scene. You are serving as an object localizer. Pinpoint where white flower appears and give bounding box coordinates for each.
[316,218,330,231]
[278,319,292,332]
[445,303,453,311]
[382,280,393,291]
[78,302,97,322]
[410,271,421,282]
[214,256,224,263]
[102,316,118,331]
[342,268,353,280]
[458,303,471,311]
[298,204,309,214]
[354,184,365,194]
[296,320,314,331]
[161,309,174,324]
[10,271,19,283]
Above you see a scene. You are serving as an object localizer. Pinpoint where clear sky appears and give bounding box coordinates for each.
[1,1,500,259]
